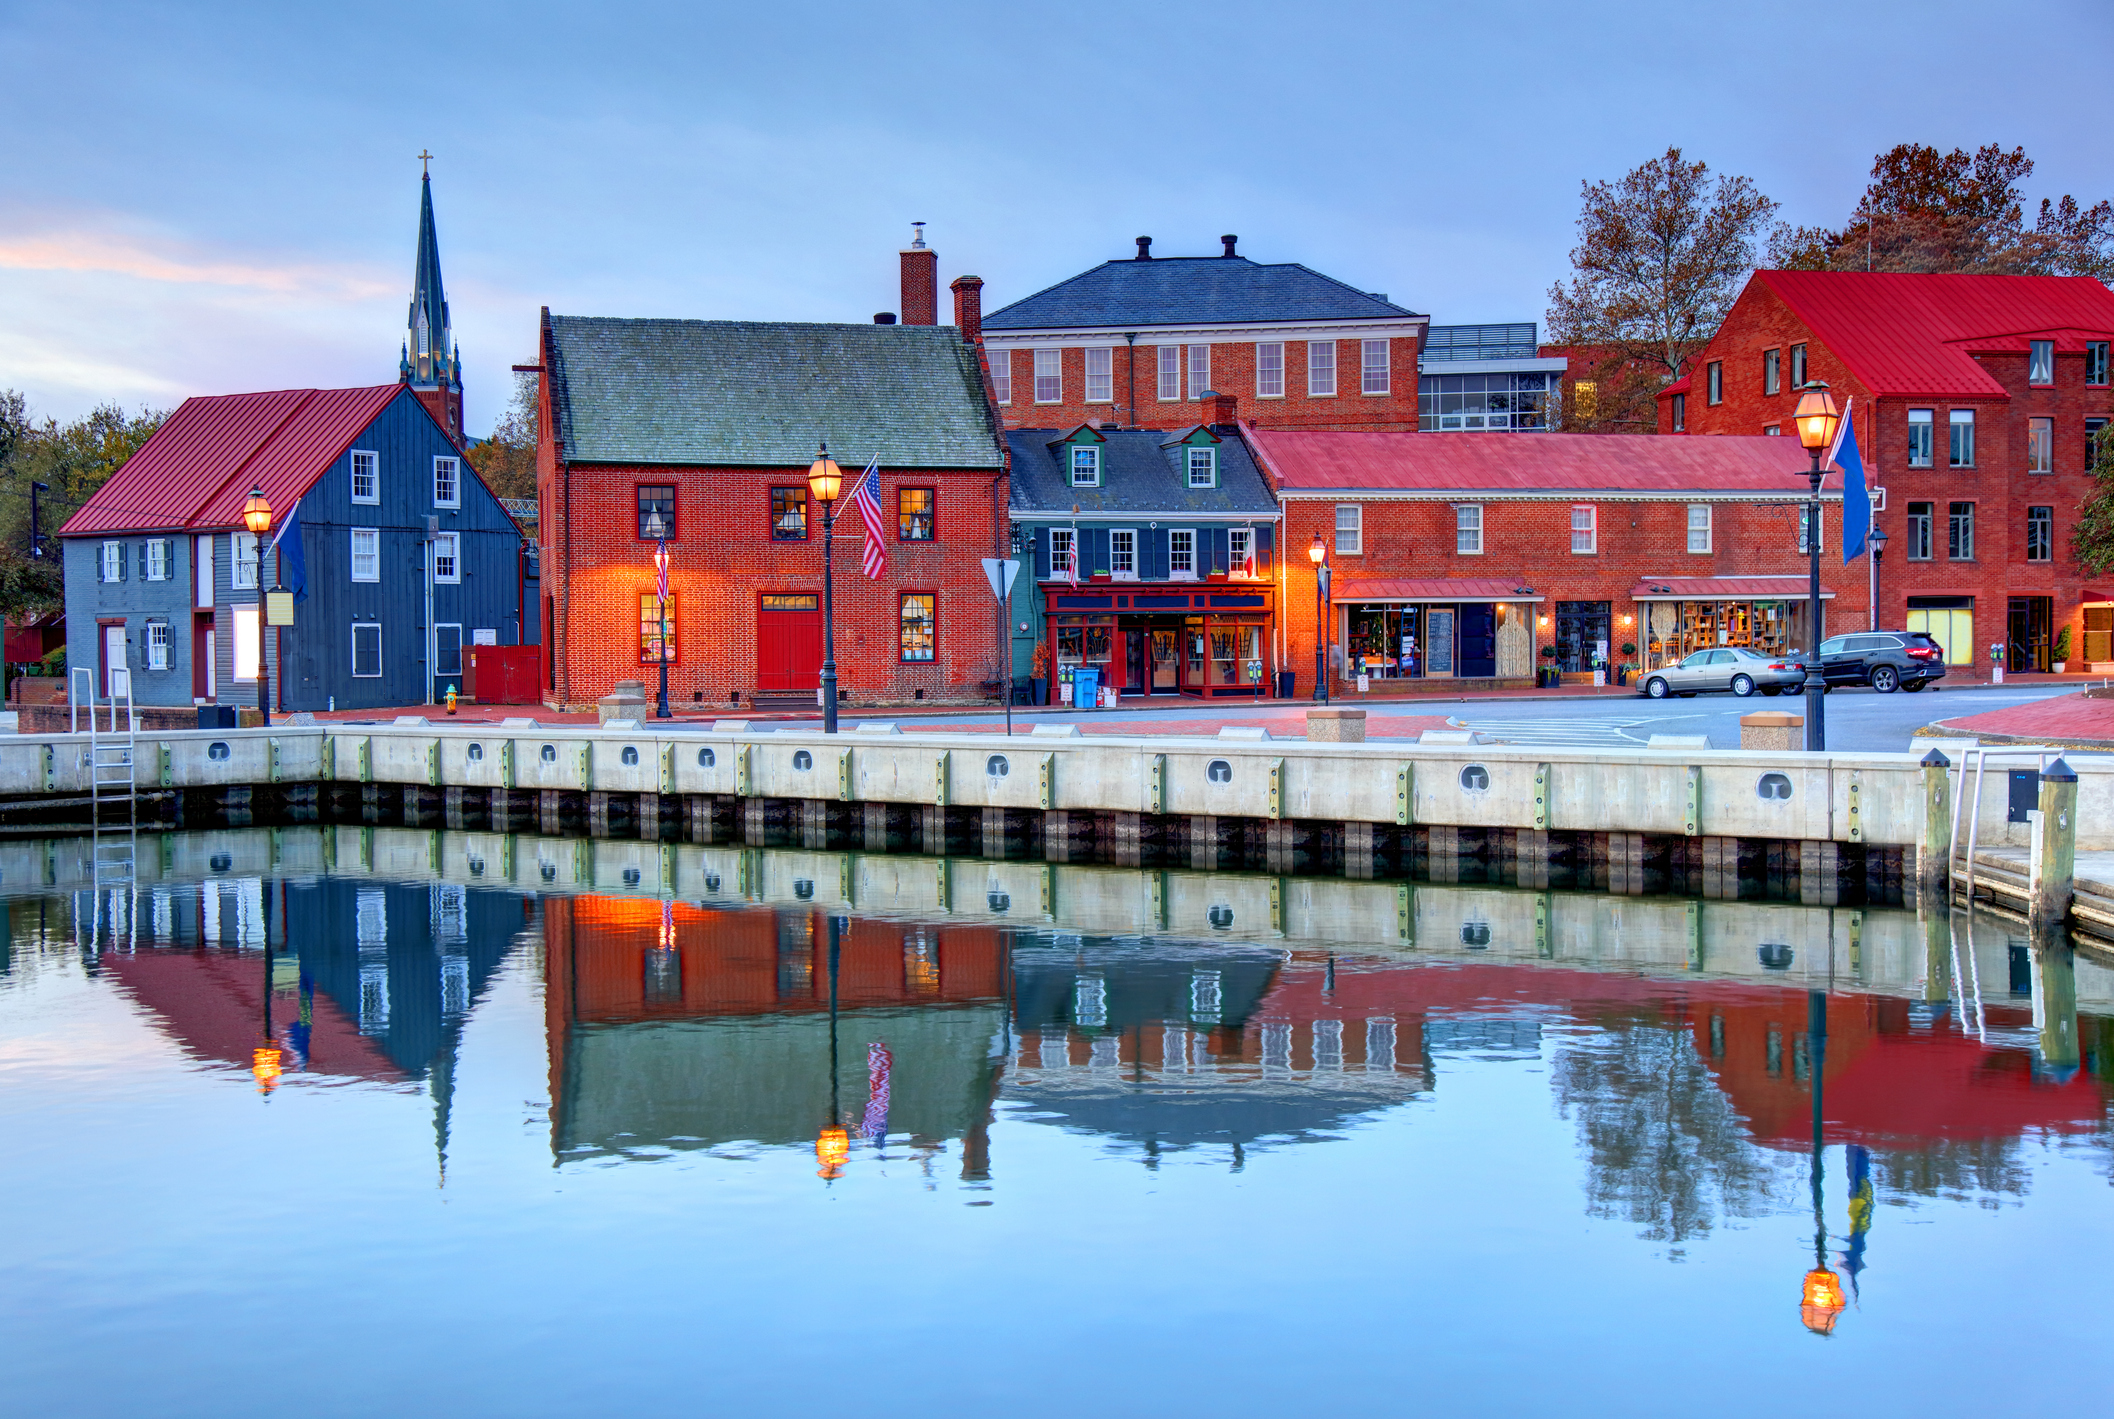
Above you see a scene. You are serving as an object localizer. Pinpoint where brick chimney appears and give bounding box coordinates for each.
[900,222,938,326]
[950,275,983,344]
[1200,389,1237,429]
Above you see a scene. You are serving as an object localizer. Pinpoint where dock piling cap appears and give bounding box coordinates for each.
[1919,748,1951,768]
[2044,756,2077,783]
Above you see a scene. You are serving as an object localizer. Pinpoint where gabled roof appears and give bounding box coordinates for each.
[546,316,1003,468]
[1751,271,2114,399]
[60,384,407,537]
[1006,427,1278,517]
[1247,427,1839,496]
[983,256,1421,331]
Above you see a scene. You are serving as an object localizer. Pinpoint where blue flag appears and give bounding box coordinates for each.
[1835,404,1871,564]
[270,501,309,602]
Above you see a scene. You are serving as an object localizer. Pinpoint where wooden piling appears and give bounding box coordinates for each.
[2029,757,2078,954]
[1917,749,1953,915]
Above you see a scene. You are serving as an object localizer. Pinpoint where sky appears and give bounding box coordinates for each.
[2,0,2109,437]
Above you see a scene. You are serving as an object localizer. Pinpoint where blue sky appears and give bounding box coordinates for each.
[3,0,2107,435]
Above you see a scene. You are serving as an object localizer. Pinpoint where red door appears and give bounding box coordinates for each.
[757,594,823,691]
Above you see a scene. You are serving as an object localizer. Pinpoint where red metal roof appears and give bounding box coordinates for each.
[1631,577,1833,600]
[1335,578,1542,601]
[1247,426,1835,495]
[1755,270,2114,399]
[60,384,405,536]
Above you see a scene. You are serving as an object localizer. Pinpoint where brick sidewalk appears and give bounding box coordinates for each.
[1926,691,2114,749]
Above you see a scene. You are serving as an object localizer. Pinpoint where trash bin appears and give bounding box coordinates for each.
[197,705,237,729]
[1275,669,1296,698]
[1072,666,1100,712]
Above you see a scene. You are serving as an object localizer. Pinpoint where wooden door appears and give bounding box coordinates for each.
[1151,629,1178,689]
[756,594,822,691]
[193,615,213,700]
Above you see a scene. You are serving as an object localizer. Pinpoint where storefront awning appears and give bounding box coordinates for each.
[1630,577,1833,601]
[1334,578,1543,604]
[2085,588,2114,605]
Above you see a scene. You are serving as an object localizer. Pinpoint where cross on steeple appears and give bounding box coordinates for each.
[418,149,434,176]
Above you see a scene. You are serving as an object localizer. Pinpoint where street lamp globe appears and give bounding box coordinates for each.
[241,487,272,535]
[1792,382,1840,450]
[807,443,843,504]
[1868,527,1889,552]
[1308,534,1326,565]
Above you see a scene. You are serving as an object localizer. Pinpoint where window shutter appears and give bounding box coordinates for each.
[119,543,128,581]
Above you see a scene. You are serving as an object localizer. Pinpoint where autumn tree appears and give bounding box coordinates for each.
[0,393,166,621]
[465,372,538,503]
[1768,143,2113,278]
[2073,424,2114,577]
[1546,148,1780,431]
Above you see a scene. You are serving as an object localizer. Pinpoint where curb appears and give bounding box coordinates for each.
[1915,719,2114,752]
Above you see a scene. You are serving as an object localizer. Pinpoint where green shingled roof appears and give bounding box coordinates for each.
[547,316,1004,468]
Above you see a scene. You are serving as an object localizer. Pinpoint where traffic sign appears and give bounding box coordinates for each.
[980,557,1022,601]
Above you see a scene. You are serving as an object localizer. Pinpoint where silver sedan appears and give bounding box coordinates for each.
[1638,646,1809,699]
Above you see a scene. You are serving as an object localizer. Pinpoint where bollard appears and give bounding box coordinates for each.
[1738,711,1802,751]
[1305,708,1367,743]
[1916,749,1952,915]
[2028,757,2078,953]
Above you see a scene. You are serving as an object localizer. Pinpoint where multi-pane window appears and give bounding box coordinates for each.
[898,488,934,541]
[639,593,674,663]
[1157,346,1180,400]
[1671,392,1685,431]
[146,621,171,671]
[1360,340,1389,395]
[1570,504,1597,554]
[1228,527,1254,574]
[1049,527,1075,576]
[1455,503,1482,555]
[770,486,808,540]
[1419,372,1553,429]
[232,531,260,589]
[1763,424,1781,437]
[1187,447,1216,488]
[1763,348,1780,395]
[1335,504,1362,555]
[899,593,935,661]
[1687,504,1712,553]
[1307,341,1336,397]
[2028,416,2053,473]
[2029,339,2054,385]
[1905,502,1933,559]
[1948,501,1974,560]
[1949,409,1975,467]
[433,531,460,582]
[2089,418,2110,470]
[1706,362,1723,405]
[1789,344,1807,387]
[101,540,125,582]
[1070,445,1100,487]
[433,456,460,507]
[990,349,1011,404]
[638,484,676,540]
[2027,505,2053,562]
[351,623,382,677]
[1109,529,1137,579]
[1169,528,1196,578]
[350,528,380,582]
[145,539,169,581]
[2088,341,2110,386]
[1907,409,1933,466]
[1034,348,1061,403]
[1255,342,1284,398]
[350,450,379,503]
[1084,347,1112,403]
[1187,345,1212,399]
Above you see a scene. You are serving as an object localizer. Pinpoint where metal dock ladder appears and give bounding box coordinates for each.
[72,665,139,891]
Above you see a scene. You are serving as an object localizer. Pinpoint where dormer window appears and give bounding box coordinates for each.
[1187,446,1217,488]
[1070,445,1100,487]
[2029,339,2054,385]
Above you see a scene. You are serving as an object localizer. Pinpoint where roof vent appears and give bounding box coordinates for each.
[874,312,897,324]
[1135,236,1153,261]
[910,221,927,250]
[1221,234,1238,258]
[1370,293,1388,302]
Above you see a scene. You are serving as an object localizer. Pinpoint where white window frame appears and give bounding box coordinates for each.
[100,540,124,582]
[2028,416,2053,473]
[146,620,171,671]
[1455,503,1483,555]
[1084,347,1113,404]
[433,456,461,508]
[1307,341,1336,397]
[1949,409,1976,467]
[2029,339,2054,386]
[231,531,260,590]
[1187,446,1217,488]
[350,450,379,504]
[1049,527,1076,576]
[351,622,382,678]
[1360,339,1390,395]
[1156,346,1180,401]
[1069,445,1100,487]
[1228,527,1254,576]
[1034,348,1062,404]
[351,527,380,582]
[1571,504,1598,554]
[1706,362,1723,406]
[433,530,461,584]
[1335,503,1362,556]
[196,536,214,608]
[1109,528,1138,581]
[1187,344,1211,400]
[990,349,1011,405]
[145,539,169,581]
[1255,342,1285,398]
[1168,528,1197,579]
[1687,504,1712,554]
[1907,409,1933,467]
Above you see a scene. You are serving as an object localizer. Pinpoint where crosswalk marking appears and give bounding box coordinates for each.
[1458,716,1659,746]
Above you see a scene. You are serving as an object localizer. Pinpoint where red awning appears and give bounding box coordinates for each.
[1335,578,1542,603]
[1630,577,1833,601]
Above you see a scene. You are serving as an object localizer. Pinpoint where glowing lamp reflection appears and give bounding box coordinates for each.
[1799,1267,1847,1334]
[816,1127,850,1180]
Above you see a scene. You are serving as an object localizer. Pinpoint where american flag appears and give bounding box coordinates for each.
[850,461,887,579]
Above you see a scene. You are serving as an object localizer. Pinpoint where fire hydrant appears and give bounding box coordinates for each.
[445,684,459,715]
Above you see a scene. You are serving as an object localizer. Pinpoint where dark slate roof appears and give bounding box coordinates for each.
[983,256,1421,331]
[1006,427,1280,518]
[547,316,1004,468]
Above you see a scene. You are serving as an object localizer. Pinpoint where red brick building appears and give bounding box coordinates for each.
[534,303,1008,710]
[1245,428,1857,695]
[980,235,1427,434]
[1658,271,2114,672]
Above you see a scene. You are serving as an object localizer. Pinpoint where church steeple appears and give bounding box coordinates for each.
[404,153,463,440]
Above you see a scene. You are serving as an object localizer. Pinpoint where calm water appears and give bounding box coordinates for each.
[3,828,2111,1417]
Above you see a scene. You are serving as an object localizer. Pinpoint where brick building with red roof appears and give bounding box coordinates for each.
[1658,271,2114,673]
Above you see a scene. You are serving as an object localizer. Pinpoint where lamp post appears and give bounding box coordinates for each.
[644,511,671,718]
[241,487,273,727]
[1866,527,1889,633]
[807,443,844,733]
[1792,383,1840,752]
[1308,534,1329,704]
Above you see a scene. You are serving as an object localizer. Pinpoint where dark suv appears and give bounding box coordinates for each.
[1815,631,1947,692]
